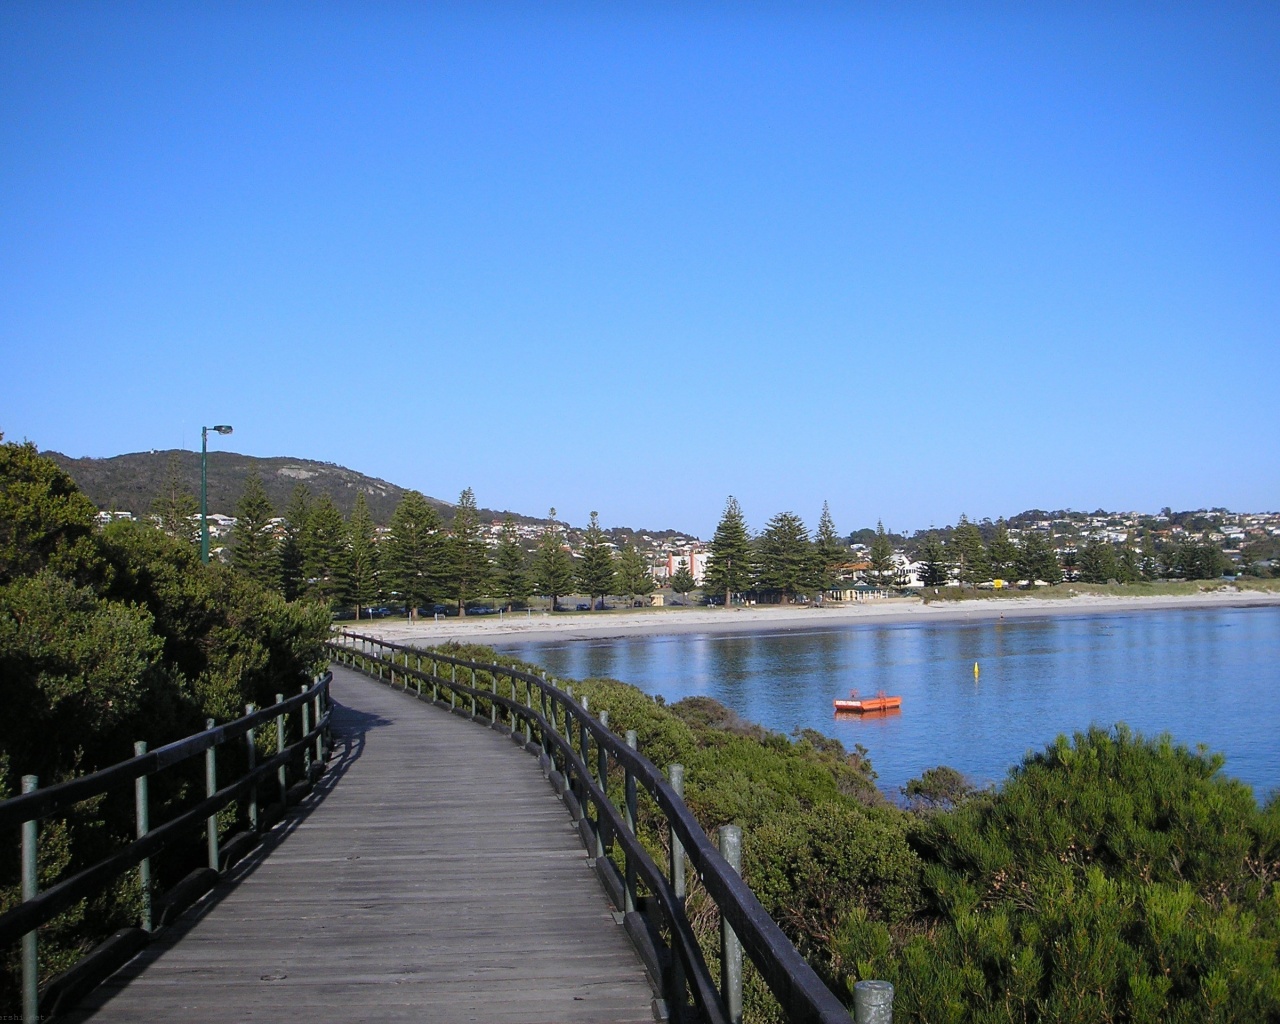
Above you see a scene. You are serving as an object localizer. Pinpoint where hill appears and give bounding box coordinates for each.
[44,449,519,525]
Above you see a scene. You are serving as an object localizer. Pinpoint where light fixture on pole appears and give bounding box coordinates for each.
[201,424,233,563]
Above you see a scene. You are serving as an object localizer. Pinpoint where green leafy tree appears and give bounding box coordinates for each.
[755,511,823,601]
[614,542,655,604]
[986,519,1019,583]
[916,533,951,587]
[1017,529,1062,585]
[447,487,492,614]
[0,436,102,585]
[382,490,447,617]
[231,472,278,589]
[302,495,350,607]
[492,515,531,610]
[576,511,617,610]
[815,501,846,591]
[278,484,312,600]
[703,496,754,606]
[347,492,380,618]
[531,509,576,611]
[150,452,199,548]
[866,520,896,588]
[669,558,697,604]
[952,514,989,586]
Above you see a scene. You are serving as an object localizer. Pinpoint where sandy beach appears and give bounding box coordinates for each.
[347,589,1280,648]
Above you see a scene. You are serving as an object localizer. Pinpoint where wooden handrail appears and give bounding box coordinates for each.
[333,631,852,1024]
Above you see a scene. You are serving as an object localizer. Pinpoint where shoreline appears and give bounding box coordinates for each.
[349,589,1280,648]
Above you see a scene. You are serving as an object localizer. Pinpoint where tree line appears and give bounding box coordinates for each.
[188,469,665,616]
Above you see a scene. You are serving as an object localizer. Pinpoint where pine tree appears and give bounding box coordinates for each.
[987,520,1019,584]
[151,453,199,546]
[755,511,823,601]
[382,490,447,617]
[231,472,278,589]
[493,515,531,610]
[614,542,655,605]
[1080,538,1119,584]
[703,496,755,606]
[279,484,312,600]
[815,501,845,591]
[302,495,351,606]
[867,521,896,588]
[576,511,617,610]
[952,514,990,586]
[917,533,951,587]
[348,492,380,618]
[447,487,492,614]
[1017,530,1062,585]
[669,558,697,604]
[531,509,576,611]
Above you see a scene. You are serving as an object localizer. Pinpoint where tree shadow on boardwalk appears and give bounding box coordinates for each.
[62,701,390,1020]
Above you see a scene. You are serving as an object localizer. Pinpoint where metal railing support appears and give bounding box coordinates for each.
[854,981,894,1024]
[21,774,38,1024]
[667,762,688,1017]
[719,824,744,1024]
[205,720,219,871]
[624,729,638,913]
[245,706,259,832]
[275,692,287,804]
[134,742,152,932]
[301,685,312,773]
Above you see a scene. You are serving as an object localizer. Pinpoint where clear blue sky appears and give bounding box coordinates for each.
[2,3,1277,537]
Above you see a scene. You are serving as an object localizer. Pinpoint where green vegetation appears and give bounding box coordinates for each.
[0,437,330,1011]
[429,643,1278,1024]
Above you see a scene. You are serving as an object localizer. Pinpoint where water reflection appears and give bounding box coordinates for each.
[497,607,1280,797]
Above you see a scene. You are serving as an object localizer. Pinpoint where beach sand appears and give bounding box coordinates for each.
[348,589,1280,648]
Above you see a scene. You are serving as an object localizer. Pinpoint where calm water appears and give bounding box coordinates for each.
[496,606,1280,799]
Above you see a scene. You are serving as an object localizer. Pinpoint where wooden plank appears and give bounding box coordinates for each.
[65,665,656,1023]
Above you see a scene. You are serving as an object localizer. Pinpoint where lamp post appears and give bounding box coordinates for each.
[201,424,234,563]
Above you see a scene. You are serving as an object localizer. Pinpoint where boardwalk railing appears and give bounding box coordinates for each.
[1,673,333,1022]
[332,631,861,1024]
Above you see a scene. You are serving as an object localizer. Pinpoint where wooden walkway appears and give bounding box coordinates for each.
[67,664,657,1023]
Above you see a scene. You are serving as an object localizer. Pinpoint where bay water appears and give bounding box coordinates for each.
[495,605,1280,799]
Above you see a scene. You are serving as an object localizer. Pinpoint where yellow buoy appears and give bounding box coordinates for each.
[973,661,980,680]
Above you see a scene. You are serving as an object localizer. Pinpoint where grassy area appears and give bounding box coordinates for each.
[921,578,1280,603]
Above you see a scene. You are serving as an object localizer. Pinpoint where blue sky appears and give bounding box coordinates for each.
[2,3,1277,537]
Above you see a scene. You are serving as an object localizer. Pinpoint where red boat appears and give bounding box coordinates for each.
[833,689,902,714]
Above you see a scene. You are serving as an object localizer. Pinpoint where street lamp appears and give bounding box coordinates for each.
[201,424,234,563]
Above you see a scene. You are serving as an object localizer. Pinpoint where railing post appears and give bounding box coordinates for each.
[313,683,324,763]
[668,762,688,1018]
[451,664,457,710]
[491,671,498,725]
[301,685,312,773]
[594,709,611,854]
[21,774,38,1024]
[469,667,477,718]
[669,764,685,901]
[275,692,287,805]
[523,676,532,745]
[205,720,219,871]
[134,743,153,932]
[718,824,744,1024]
[432,660,439,702]
[245,705,259,832]
[624,729,638,914]
[854,981,895,1024]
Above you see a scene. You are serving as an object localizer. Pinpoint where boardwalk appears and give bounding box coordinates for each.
[67,664,657,1023]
